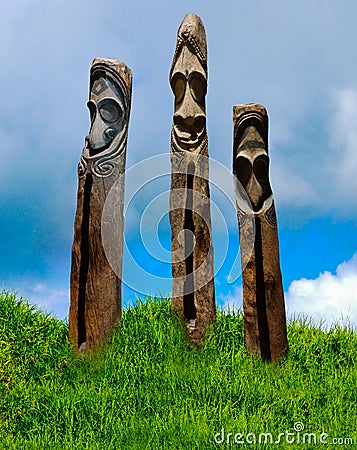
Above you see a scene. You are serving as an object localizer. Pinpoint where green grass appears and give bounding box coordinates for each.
[0,289,356,449]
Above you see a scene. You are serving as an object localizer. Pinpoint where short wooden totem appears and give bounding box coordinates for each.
[69,58,132,351]
[169,14,216,344]
[233,104,288,361]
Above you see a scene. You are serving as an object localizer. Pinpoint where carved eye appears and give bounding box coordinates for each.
[173,75,186,103]
[87,101,96,124]
[253,155,269,184]
[235,156,252,189]
[192,116,206,134]
[98,99,123,123]
[189,73,206,104]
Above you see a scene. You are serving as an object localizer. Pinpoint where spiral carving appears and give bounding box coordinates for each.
[264,202,277,228]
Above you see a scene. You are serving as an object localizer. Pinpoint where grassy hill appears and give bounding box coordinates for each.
[0,289,356,449]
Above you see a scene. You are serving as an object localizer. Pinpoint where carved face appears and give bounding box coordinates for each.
[171,46,207,150]
[235,125,272,212]
[86,77,125,156]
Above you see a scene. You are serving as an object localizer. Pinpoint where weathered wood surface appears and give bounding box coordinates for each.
[233,103,288,361]
[69,58,132,351]
[170,14,216,344]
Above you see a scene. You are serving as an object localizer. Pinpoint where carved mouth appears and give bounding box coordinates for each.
[88,141,112,157]
[173,125,205,149]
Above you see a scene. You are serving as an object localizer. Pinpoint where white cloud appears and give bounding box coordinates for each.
[3,1,357,317]
[329,87,357,194]
[271,156,317,208]
[267,85,357,214]
[15,283,69,321]
[219,285,243,313]
[286,254,357,328]
[219,254,357,328]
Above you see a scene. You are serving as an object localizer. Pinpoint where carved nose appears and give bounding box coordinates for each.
[247,176,264,212]
[87,116,115,151]
[174,114,206,137]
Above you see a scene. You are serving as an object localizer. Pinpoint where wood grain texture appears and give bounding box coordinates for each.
[170,14,216,344]
[69,58,132,351]
[233,103,288,361]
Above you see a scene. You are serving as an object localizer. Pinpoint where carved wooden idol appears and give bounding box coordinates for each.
[233,104,288,361]
[69,58,132,351]
[169,14,216,344]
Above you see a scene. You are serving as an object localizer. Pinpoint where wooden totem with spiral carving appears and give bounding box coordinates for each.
[69,58,132,351]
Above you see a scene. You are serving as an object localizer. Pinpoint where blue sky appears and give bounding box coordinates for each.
[1,0,357,327]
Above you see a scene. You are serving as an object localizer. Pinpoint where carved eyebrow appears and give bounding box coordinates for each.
[238,140,266,151]
[101,95,125,111]
[188,71,206,82]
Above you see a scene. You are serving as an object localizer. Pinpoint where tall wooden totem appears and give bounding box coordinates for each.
[170,14,216,344]
[69,58,132,351]
[233,103,288,361]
